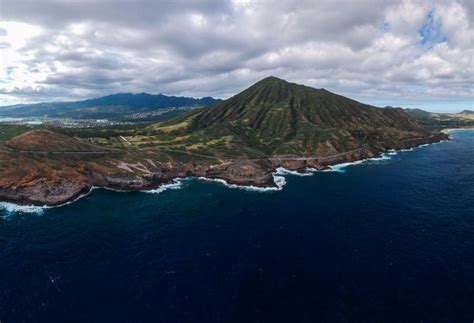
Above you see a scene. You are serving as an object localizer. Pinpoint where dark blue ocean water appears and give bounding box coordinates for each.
[0,130,473,323]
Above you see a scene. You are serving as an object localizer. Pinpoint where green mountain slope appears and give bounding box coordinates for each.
[404,108,433,120]
[151,77,431,157]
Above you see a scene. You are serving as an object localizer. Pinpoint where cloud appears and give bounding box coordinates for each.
[0,0,472,111]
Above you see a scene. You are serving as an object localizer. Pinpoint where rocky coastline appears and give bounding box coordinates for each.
[0,132,449,208]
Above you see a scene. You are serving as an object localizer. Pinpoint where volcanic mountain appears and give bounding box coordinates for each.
[155,76,438,157]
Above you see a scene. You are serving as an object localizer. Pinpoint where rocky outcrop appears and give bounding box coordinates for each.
[0,181,91,206]
[390,132,449,149]
[206,160,275,187]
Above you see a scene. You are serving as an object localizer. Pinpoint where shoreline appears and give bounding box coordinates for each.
[442,127,474,134]
[0,131,456,214]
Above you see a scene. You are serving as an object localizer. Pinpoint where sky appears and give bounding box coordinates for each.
[0,0,472,113]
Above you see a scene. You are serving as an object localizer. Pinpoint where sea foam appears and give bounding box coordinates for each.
[316,153,393,173]
[198,173,287,192]
[325,160,366,173]
[365,153,392,162]
[274,167,313,176]
[144,179,185,194]
[0,202,46,215]
[442,128,474,134]
[0,187,96,215]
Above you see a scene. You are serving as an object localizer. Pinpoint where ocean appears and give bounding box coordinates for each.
[1,130,473,322]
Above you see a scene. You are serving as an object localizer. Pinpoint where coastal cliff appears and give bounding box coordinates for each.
[0,131,448,206]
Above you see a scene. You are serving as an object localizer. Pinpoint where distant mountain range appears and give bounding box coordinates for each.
[0,93,220,120]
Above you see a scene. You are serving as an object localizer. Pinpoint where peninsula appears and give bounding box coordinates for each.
[0,77,448,206]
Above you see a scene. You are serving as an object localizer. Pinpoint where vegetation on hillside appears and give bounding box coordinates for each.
[405,108,474,130]
[143,77,430,158]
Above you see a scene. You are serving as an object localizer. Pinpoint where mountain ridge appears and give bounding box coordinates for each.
[0,92,220,119]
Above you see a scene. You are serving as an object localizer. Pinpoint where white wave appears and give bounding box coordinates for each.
[305,167,324,173]
[198,173,286,192]
[324,159,366,173]
[0,187,96,215]
[274,167,313,176]
[0,181,185,215]
[0,202,46,215]
[144,179,184,194]
[442,128,474,134]
[273,175,287,189]
[52,187,97,208]
[319,152,393,173]
[102,186,131,193]
[365,153,392,162]
[433,139,451,145]
[397,142,436,153]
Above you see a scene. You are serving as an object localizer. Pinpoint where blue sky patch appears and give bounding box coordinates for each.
[418,10,447,47]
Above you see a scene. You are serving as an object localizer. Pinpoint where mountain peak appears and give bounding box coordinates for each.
[259,75,287,83]
[251,76,297,90]
[253,76,324,93]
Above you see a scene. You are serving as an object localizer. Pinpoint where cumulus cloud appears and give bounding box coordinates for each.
[0,0,472,111]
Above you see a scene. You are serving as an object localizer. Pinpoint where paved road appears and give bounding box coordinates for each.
[0,142,369,163]
[401,134,435,141]
[161,148,224,162]
[264,146,368,162]
[0,144,117,155]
